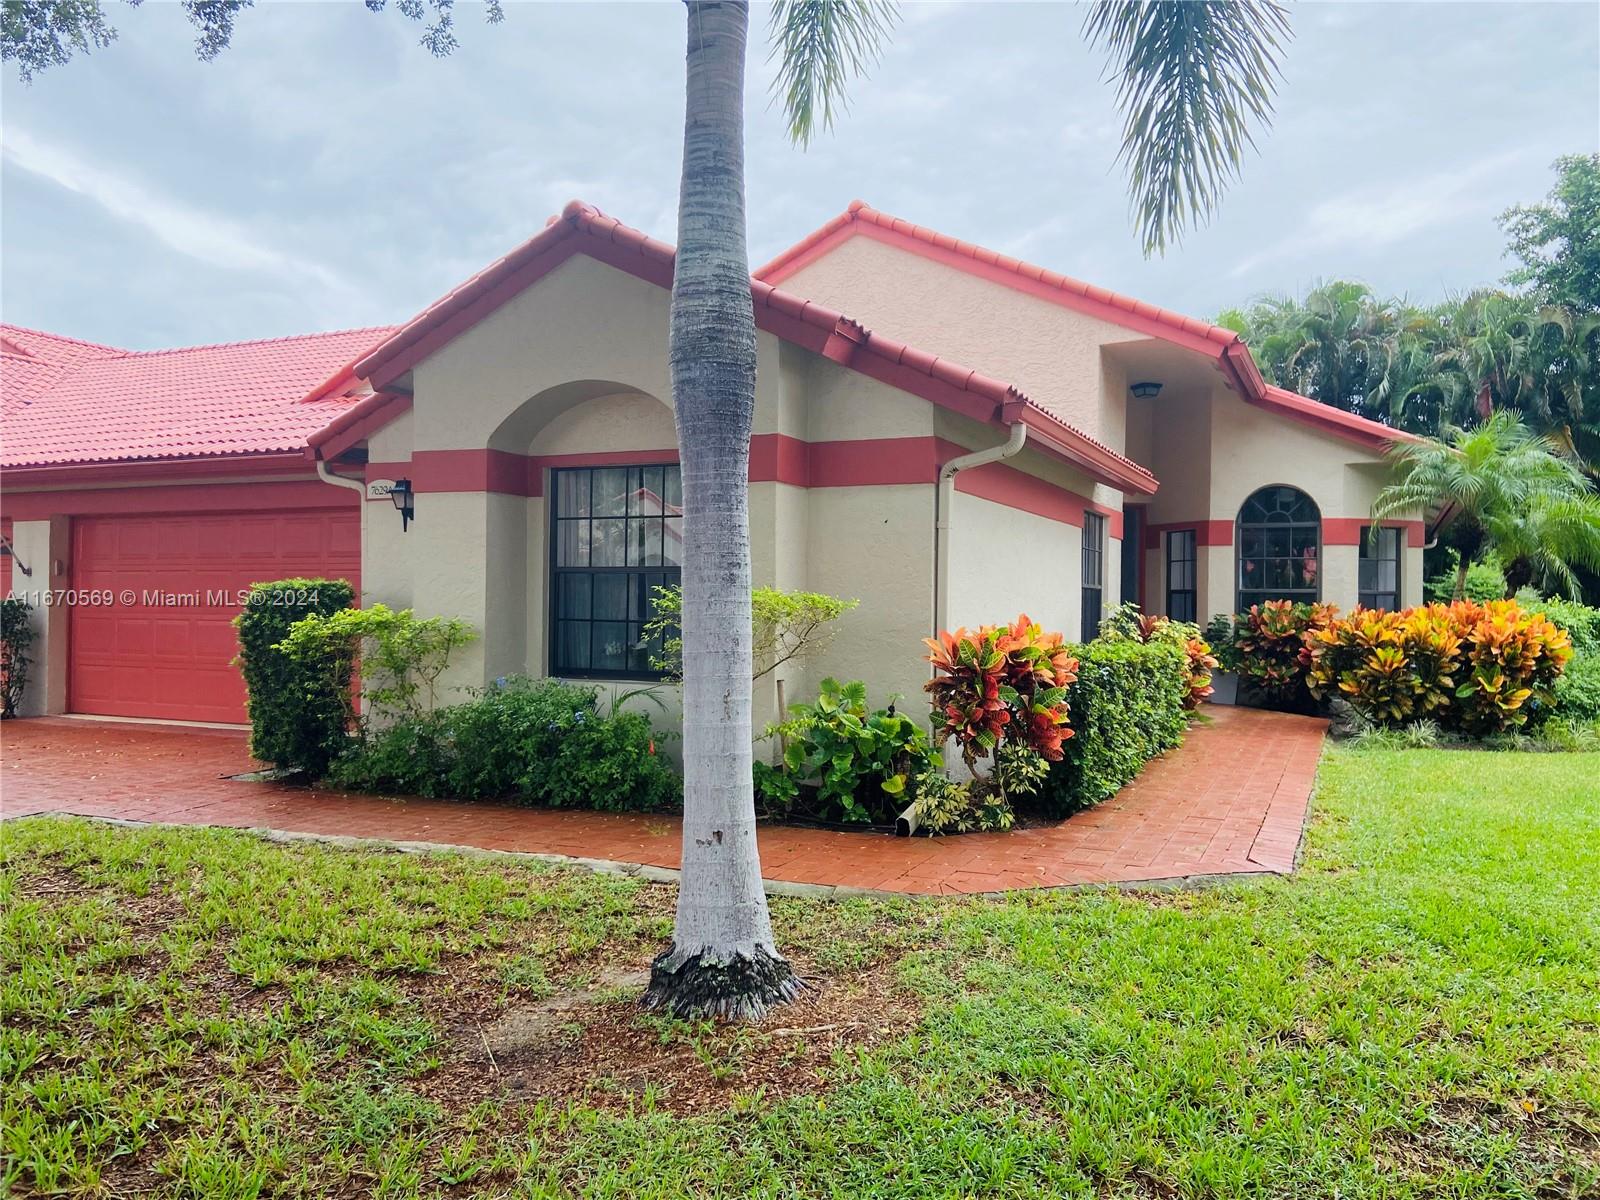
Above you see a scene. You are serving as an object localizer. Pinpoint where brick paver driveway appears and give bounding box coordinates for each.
[0,706,1326,894]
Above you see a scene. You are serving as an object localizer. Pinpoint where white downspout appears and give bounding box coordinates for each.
[316,459,366,494]
[933,422,1027,637]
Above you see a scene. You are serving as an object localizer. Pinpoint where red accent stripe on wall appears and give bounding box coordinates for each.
[1144,520,1233,550]
[809,437,948,487]
[956,460,1089,527]
[748,433,808,486]
[1324,518,1426,548]
[365,435,1107,529]
[1091,502,1125,542]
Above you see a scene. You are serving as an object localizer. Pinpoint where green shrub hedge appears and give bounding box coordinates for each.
[1,596,35,719]
[1032,639,1188,819]
[1528,597,1600,723]
[235,578,356,776]
[329,676,680,812]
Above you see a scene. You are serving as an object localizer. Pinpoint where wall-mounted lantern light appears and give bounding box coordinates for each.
[0,534,31,577]
[1129,381,1163,400]
[390,478,414,531]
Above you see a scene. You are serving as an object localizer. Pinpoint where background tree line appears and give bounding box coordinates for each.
[1218,154,1600,472]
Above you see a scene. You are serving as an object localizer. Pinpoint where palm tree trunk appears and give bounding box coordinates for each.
[1453,555,1469,601]
[642,0,799,1021]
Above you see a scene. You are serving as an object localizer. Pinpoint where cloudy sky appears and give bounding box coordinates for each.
[3,1,1596,351]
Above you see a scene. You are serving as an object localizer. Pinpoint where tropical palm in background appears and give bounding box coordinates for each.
[1221,155,1600,474]
[1373,412,1600,600]
[5,0,1296,1016]
[1218,281,1424,423]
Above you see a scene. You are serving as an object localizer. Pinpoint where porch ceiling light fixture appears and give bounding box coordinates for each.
[1129,381,1163,399]
[390,477,415,531]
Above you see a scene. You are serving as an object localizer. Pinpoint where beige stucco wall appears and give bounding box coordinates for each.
[377,253,941,724]
[799,482,933,712]
[946,491,1082,639]
[778,233,1143,448]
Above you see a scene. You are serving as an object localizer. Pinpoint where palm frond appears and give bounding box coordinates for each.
[1084,0,1290,256]
[767,0,898,147]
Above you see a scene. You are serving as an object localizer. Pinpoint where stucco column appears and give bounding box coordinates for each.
[9,518,70,716]
[1200,543,1233,624]
[406,490,529,703]
[1321,543,1360,612]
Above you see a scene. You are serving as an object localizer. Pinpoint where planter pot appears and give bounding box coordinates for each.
[1208,671,1239,706]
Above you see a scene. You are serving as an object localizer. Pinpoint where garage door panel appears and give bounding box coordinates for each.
[69,510,358,723]
[117,521,162,562]
[74,520,118,562]
[276,516,329,558]
[114,617,157,658]
[192,619,241,660]
[155,520,200,560]
[330,518,361,558]
[70,664,115,707]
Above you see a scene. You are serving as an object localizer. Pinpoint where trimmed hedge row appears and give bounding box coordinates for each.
[1033,639,1188,819]
[329,677,681,812]
[234,578,356,776]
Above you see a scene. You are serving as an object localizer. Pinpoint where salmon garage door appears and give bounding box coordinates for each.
[69,510,360,724]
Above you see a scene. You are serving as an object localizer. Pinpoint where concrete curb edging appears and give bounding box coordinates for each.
[13,811,1292,901]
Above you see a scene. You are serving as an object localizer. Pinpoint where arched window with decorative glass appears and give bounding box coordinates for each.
[1236,485,1321,611]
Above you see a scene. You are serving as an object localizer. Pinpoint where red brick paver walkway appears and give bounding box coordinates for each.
[0,708,1325,894]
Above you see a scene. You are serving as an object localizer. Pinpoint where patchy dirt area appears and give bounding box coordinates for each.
[420,952,922,1118]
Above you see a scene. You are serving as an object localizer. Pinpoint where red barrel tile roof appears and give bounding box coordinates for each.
[1,326,395,467]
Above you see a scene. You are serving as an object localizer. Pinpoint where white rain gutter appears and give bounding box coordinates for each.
[316,459,366,495]
[932,422,1027,637]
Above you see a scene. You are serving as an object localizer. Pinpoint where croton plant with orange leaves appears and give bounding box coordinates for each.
[924,614,1078,768]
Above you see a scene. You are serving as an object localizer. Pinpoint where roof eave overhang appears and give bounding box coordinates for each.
[0,451,317,491]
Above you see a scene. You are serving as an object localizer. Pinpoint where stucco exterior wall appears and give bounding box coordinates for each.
[777,234,1143,447]
[362,408,416,611]
[946,491,1082,639]
[800,483,933,712]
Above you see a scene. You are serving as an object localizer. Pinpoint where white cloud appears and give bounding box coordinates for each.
[1226,150,1534,281]
[1,125,362,312]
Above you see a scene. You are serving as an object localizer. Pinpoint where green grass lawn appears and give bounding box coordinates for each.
[3,746,1598,1198]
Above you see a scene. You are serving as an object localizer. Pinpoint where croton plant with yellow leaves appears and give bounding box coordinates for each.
[1305,600,1572,733]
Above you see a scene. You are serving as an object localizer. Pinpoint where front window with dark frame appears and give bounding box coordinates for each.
[1081,512,1105,642]
[550,464,682,678]
[1236,485,1321,611]
[1166,529,1197,623]
[1359,525,1402,610]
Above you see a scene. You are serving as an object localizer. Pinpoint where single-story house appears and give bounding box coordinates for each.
[1,201,1423,727]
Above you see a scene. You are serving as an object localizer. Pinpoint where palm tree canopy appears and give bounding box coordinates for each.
[1374,411,1600,598]
[1083,0,1291,255]
[768,1,1289,255]
[767,0,898,146]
